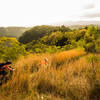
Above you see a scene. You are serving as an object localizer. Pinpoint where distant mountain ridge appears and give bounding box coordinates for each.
[0,21,100,39]
[52,21,100,26]
[0,27,31,38]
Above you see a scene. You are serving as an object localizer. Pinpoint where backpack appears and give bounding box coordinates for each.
[0,63,6,70]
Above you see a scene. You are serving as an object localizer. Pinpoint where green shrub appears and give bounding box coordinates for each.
[0,37,26,61]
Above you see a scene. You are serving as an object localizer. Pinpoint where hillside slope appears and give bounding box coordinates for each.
[0,27,31,38]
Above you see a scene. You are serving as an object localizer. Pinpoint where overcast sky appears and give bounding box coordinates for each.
[0,0,100,26]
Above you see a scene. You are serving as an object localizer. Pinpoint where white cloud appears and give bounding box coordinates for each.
[83,12,100,18]
[83,4,95,10]
[0,0,100,26]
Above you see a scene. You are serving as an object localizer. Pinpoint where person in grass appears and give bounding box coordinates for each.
[0,61,15,85]
[40,57,48,68]
[0,62,14,77]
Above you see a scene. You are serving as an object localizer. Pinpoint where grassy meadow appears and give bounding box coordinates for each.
[0,49,100,100]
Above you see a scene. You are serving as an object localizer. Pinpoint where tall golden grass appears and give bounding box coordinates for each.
[0,49,100,100]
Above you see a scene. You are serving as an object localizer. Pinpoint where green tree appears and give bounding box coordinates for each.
[83,26,97,53]
[0,37,26,61]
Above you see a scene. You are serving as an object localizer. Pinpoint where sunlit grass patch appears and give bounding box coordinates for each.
[51,49,86,68]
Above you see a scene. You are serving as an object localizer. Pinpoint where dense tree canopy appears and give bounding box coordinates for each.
[18,25,100,53]
[19,25,71,44]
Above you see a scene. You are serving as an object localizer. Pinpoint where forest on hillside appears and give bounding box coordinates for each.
[19,25,100,54]
[0,25,100,61]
